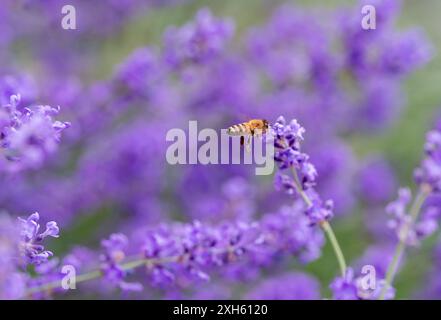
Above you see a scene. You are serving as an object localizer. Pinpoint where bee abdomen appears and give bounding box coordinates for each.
[227,123,249,136]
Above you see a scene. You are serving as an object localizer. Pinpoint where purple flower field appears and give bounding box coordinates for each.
[1,0,441,300]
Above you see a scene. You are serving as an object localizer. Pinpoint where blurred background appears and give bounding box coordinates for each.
[2,0,441,299]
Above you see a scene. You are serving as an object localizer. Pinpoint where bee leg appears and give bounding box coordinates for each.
[246,135,252,153]
[255,130,261,139]
[240,136,245,146]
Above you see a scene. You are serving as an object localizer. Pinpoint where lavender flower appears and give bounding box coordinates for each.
[338,0,431,132]
[18,212,59,265]
[113,47,163,100]
[414,130,441,192]
[387,188,440,245]
[0,94,70,172]
[330,268,395,300]
[247,4,338,88]
[273,116,334,225]
[341,0,430,77]
[100,233,143,292]
[0,211,60,299]
[79,202,324,293]
[330,268,358,300]
[375,127,441,299]
[380,29,432,75]
[164,8,234,68]
[304,195,334,226]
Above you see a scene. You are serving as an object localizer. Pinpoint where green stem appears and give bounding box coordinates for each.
[26,271,101,295]
[25,256,177,295]
[290,166,313,207]
[321,220,347,277]
[378,187,429,300]
[290,166,347,277]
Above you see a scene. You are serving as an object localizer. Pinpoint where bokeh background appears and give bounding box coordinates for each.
[2,0,441,299]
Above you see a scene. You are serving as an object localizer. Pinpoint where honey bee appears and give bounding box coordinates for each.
[226,119,269,152]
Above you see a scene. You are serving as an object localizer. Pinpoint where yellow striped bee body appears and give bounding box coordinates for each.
[226,119,269,151]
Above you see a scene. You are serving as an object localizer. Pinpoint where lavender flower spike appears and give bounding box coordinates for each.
[273,116,334,225]
[380,127,441,299]
[272,116,346,277]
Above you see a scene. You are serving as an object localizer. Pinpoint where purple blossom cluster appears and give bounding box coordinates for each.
[333,126,441,300]
[328,244,397,300]
[0,94,70,172]
[386,188,440,246]
[66,201,323,296]
[365,126,441,256]
[273,116,333,225]
[330,267,395,300]
[414,130,441,192]
[18,212,59,265]
[100,233,143,292]
[0,212,60,299]
[164,8,234,68]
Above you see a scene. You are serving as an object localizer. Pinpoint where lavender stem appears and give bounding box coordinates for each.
[321,220,347,278]
[379,186,430,300]
[25,256,177,295]
[290,166,347,277]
